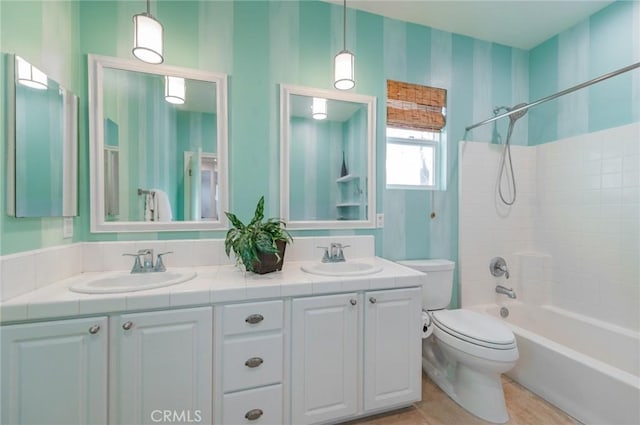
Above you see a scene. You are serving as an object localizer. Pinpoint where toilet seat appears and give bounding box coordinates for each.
[429,309,518,363]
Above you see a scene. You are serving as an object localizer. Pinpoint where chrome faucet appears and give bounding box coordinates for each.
[123,249,172,273]
[490,256,510,279]
[495,285,517,299]
[318,243,350,263]
[139,249,154,271]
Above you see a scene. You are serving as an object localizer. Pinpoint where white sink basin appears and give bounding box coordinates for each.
[69,270,197,294]
[301,261,383,277]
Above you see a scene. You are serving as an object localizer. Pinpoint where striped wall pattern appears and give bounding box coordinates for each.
[1,1,638,307]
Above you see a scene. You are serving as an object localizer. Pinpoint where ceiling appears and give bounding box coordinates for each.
[323,0,614,50]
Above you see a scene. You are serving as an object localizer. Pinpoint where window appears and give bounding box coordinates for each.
[385,80,447,190]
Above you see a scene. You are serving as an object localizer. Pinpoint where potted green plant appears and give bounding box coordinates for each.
[224,196,293,274]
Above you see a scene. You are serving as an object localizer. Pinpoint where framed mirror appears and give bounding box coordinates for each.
[88,55,228,232]
[4,53,78,217]
[280,85,376,229]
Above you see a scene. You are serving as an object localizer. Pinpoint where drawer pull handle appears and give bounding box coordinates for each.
[369,297,377,304]
[244,409,263,421]
[88,325,101,334]
[122,321,133,330]
[350,298,357,306]
[244,357,264,368]
[245,314,264,324]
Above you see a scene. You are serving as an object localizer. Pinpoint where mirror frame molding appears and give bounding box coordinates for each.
[280,84,376,229]
[88,54,229,233]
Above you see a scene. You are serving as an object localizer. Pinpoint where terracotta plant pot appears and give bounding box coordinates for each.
[251,240,287,274]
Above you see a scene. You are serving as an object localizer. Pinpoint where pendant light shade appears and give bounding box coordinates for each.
[312,97,327,120]
[334,50,355,90]
[165,76,185,104]
[16,56,48,90]
[132,0,163,64]
[334,0,355,90]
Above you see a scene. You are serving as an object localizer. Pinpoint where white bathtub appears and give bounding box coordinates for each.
[472,303,640,425]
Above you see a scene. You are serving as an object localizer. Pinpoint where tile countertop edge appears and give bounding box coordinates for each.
[0,258,426,324]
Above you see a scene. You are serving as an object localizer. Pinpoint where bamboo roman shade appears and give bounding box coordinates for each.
[386,80,446,131]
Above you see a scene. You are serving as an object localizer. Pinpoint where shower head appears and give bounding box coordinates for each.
[508,103,528,122]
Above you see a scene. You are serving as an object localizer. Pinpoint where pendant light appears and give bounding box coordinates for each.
[334,0,355,90]
[312,97,327,120]
[165,76,185,104]
[16,56,48,90]
[132,0,164,64]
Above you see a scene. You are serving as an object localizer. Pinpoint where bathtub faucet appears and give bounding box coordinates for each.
[495,285,517,299]
[490,256,510,279]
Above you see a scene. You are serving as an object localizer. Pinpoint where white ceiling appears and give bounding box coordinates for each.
[323,0,614,50]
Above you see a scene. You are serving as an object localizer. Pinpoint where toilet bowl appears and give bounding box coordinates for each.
[398,260,518,424]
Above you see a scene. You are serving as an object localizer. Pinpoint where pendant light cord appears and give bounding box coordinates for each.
[343,0,347,51]
[146,0,151,15]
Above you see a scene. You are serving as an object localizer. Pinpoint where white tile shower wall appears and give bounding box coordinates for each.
[458,141,537,306]
[460,123,639,331]
[535,123,639,330]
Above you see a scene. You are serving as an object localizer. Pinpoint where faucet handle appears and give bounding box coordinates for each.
[123,253,143,273]
[154,252,173,272]
[317,246,330,263]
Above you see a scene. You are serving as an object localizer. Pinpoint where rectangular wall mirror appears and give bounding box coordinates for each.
[4,53,78,217]
[88,55,228,233]
[280,85,376,229]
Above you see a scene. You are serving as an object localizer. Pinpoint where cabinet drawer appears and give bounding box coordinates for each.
[223,334,283,392]
[222,300,283,335]
[223,384,282,425]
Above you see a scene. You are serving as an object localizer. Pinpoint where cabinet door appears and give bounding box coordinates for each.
[364,287,422,412]
[1,317,108,425]
[110,307,212,425]
[291,293,359,425]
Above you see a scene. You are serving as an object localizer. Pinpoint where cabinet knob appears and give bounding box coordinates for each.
[122,321,133,330]
[244,409,263,421]
[88,325,101,334]
[244,357,264,368]
[369,297,377,304]
[350,298,357,306]
[245,314,264,324]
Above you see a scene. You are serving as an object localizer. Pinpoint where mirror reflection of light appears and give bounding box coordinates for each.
[16,56,48,90]
[164,76,185,105]
[312,97,327,120]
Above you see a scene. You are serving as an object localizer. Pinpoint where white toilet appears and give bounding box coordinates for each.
[398,259,518,424]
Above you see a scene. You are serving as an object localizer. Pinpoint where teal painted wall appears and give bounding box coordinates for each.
[528,0,640,145]
[2,1,637,305]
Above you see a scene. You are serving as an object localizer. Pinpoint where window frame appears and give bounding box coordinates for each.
[385,130,442,191]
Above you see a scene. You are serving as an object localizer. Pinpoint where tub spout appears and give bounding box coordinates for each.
[496,284,517,299]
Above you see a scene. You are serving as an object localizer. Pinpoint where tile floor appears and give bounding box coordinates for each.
[344,374,581,425]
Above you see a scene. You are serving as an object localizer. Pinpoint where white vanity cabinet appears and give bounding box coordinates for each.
[363,287,422,411]
[291,287,422,425]
[291,292,359,424]
[109,307,213,425]
[214,300,285,425]
[0,316,109,425]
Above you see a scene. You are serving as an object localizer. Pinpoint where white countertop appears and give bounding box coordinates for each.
[0,257,425,324]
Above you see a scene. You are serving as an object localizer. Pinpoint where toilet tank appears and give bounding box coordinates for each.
[397,259,455,310]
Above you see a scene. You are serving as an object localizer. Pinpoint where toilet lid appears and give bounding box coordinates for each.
[431,309,516,349]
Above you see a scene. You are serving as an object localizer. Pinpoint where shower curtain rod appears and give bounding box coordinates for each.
[465,61,640,132]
